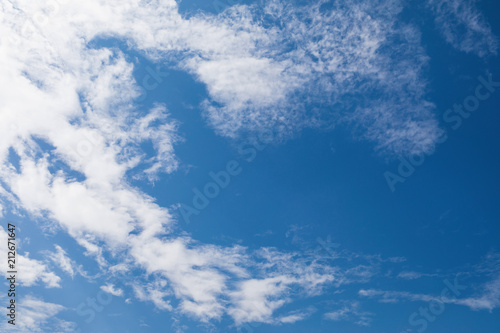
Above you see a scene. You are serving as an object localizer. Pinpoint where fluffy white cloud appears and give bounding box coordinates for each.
[228,276,292,324]
[101,283,124,297]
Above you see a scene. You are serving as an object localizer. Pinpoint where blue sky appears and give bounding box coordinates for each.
[0,0,499,332]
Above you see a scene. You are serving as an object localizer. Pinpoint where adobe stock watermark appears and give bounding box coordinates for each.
[178,131,274,224]
[72,287,113,333]
[408,276,466,333]
[72,275,128,332]
[135,66,170,102]
[385,73,500,192]
[316,235,341,257]
[75,288,113,323]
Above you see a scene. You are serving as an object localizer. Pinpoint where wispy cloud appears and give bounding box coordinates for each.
[277,307,315,324]
[43,245,80,278]
[0,227,60,288]
[0,295,74,333]
[397,271,440,280]
[427,0,498,57]
[324,300,373,326]
[193,0,442,155]
[360,274,500,311]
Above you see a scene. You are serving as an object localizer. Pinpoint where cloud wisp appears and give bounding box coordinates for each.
[427,0,498,57]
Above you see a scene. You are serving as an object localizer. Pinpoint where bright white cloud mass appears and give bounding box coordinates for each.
[0,0,499,331]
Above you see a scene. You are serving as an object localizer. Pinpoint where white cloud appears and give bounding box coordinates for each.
[129,237,337,324]
[397,271,424,280]
[132,279,173,311]
[0,295,75,333]
[101,283,124,297]
[44,245,76,278]
[0,227,60,288]
[397,271,439,280]
[359,288,434,303]
[427,0,498,57]
[228,276,292,325]
[452,274,500,311]
[324,300,373,327]
[0,0,439,155]
[191,0,443,155]
[277,308,314,324]
[359,274,500,311]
